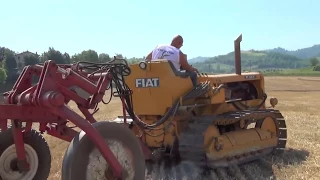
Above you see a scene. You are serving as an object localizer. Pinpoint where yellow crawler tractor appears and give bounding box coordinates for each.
[115,34,287,169]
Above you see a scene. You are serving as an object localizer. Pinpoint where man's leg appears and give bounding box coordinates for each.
[186,71,198,87]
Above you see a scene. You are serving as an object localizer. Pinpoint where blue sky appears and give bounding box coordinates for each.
[1,0,319,59]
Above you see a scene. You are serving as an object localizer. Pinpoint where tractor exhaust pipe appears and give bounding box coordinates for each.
[234,34,242,75]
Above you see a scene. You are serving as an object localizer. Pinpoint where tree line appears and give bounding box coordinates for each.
[1,46,319,85]
[0,47,145,85]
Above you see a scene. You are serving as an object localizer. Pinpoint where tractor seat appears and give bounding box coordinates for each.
[166,60,190,78]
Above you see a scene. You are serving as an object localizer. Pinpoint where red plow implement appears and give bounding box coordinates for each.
[0,58,147,180]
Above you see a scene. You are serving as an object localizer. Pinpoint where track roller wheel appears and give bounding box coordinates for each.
[61,121,146,180]
[255,111,287,153]
[0,127,51,180]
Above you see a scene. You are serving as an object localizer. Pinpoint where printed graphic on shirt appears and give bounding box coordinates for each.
[157,49,174,59]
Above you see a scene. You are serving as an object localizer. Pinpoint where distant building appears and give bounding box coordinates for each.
[14,51,39,70]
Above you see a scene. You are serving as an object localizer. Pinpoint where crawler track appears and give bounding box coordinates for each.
[178,109,287,168]
[116,108,287,179]
[144,109,288,179]
[146,109,287,180]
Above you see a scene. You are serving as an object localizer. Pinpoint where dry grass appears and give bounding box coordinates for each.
[3,76,320,180]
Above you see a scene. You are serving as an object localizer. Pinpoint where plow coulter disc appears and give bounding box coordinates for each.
[61,121,146,180]
[0,128,51,180]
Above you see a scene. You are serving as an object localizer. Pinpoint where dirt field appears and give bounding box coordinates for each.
[3,76,320,180]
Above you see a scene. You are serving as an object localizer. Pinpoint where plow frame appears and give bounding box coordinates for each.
[0,59,150,179]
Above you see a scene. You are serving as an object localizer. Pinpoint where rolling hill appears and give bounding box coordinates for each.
[191,50,310,74]
[188,43,320,74]
[188,56,209,63]
[267,45,320,59]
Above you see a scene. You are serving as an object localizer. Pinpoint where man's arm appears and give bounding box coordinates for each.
[179,51,199,73]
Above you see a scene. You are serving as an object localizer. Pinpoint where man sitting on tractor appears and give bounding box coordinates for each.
[145,35,199,87]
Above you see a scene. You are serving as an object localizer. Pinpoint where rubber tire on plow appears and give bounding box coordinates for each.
[0,127,51,180]
[61,121,146,180]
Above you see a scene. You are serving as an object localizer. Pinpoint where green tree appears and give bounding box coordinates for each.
[115,53,124,59]
[310,57,319,66]
[71,54,80,62]
[3,49,17,72]
[39,52,47,62]
[24,55,40,66]
[127,57,144,64]
[0,47,5,63]
[216,64,221,72]
[79,50,99,62]
[0,68,7,84]
[43,47,66,64]
[63,53,71,64]
[1,47,18,83]
[313,65,320,71]
[98,53,111,62]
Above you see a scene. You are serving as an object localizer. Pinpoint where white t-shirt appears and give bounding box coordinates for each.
[151,44,181,70]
